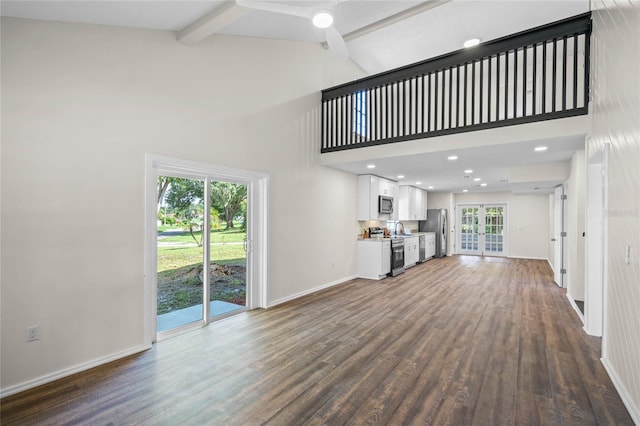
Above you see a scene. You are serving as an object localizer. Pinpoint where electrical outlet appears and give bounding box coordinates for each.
[27,325,40,342]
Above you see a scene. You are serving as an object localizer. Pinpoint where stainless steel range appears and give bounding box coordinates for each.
[389,237,405,276]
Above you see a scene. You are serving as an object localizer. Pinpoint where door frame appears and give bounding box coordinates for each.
[144,154,268,345]
[551,184,567,288]
[585,145,608,337]
[456,202,509,257]
[552,185,567,287]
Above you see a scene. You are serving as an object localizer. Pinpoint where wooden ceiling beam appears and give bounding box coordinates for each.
[178,2,251,46]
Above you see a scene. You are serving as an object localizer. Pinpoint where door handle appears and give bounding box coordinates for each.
[551,238,556,241]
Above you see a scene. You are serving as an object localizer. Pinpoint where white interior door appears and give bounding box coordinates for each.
[585,153,605,336]
[553,186,566,287]
[458,204,507,256]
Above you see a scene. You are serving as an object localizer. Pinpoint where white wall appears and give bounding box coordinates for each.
[454,192,549,259]
[566,150,586,301]
[426,192,451,211]
[0,17,365,393]
[590,2,640,423]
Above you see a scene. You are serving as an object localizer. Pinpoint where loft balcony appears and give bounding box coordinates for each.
[320,13,591,154]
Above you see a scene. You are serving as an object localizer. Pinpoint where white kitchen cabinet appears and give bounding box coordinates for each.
[398,186,428,221]
[403,236,419,268]
[424,233,436,259]
[357,239,391,280]
[357,175,399,221]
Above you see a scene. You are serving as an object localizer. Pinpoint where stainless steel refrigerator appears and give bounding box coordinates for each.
[419,209,447,258]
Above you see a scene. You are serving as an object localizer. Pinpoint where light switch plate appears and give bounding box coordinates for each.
[624,245,631,265]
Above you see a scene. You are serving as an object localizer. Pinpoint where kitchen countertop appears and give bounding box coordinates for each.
[393,232,435,238]
[360,232,435,241]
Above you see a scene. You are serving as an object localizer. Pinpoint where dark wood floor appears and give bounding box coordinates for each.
[1,256,633,425]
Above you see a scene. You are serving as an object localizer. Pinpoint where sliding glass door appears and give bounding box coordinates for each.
[207,182,247,321]
[156,175,247,335]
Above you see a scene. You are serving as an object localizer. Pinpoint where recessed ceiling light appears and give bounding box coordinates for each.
[448,155,458,161]
[463,38,480,48]
[462,189,469,193]
[312,10,333,28]
[397,175,404,179]
[427,186,434,190]
[534,146,548,152]
[473,177,481,182]
[416,181,422,185]
[464,169,473,174]
[480,183,488,187]
[366,164,375,169]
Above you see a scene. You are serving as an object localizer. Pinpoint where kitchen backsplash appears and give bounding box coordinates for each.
[358,220,420,237]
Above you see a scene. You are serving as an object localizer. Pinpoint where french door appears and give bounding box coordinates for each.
[458,204,507,256]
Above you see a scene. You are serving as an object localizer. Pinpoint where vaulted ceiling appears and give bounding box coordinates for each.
[1,0,589,74]
[1,0,591,193]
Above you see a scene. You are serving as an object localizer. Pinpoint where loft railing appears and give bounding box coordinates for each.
[321,13,591,153]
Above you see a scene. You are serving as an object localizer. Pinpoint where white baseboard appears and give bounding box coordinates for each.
[601,357,640,425]
[507,255,548,260]
[565,293,585,324]
[0,344,151,399]
[267,275,357,308]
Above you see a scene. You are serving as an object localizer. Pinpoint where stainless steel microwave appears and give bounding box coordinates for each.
[378,195,394,214]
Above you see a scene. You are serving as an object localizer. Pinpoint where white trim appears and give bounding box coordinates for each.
[507,256,548,261]
[144,155,157,346]
[145,154,269,344]
[248,176,269,309]
[601,144,610,358]
[584,146,606,337]
[565,293,585,324]
[0,344,151,398]
[267,275,357,308]
[601,358,640,425]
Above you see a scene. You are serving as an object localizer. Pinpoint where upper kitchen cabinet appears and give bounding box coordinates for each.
[357,175,399,221]
[398,186,428,221]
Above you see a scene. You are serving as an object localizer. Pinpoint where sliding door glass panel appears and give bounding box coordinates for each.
[157,177,205,333]
[208,182,247,319]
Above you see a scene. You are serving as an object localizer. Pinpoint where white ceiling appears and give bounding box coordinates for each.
[330,135,585,194]
[1,0,591,194]
[0,0,590,73]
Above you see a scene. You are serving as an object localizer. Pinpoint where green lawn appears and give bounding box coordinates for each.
[157,228,247,314]
[157,246,246,272]
[157,226,246,272]
[158,227,246,244]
